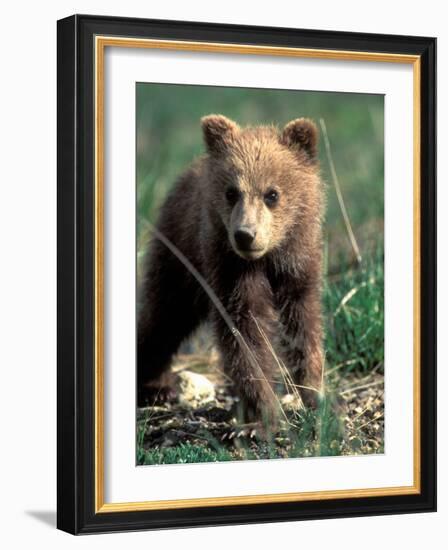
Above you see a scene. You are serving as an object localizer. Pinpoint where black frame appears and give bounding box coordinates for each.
[57,14,437,534]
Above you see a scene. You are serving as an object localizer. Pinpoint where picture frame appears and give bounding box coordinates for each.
[57,14,436,534]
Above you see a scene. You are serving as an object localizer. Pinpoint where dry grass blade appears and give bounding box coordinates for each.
[340,379,384,396]
[325,359,358,376]
[356,412,384,432]
[333,281,368,316]
[319,118,362,265]
[249,311,304,421]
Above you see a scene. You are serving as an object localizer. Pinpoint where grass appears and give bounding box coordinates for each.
[137,442,234,465]
[324,245,384,374]
[135,83,384,465]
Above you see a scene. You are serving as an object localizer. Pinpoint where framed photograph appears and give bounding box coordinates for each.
[57,14,436,534]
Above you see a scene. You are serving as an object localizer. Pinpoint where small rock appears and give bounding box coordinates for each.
[178,371,216,408]
[281,393,304,412]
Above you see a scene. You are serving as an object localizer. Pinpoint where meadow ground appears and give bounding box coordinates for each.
[136,84,384,464]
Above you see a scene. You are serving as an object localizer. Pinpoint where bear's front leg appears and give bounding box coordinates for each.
[276,278,324,408]
[137,238,208,407]
[212,269,279,426]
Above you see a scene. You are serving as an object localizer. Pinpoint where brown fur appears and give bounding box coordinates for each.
[138,115,325,423]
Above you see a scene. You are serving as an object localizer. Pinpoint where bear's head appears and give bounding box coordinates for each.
[201,114,323,261]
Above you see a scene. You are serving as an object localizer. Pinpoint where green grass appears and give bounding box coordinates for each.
[137,442,234,465]
[136,83,384,464]
[324,245,384,373]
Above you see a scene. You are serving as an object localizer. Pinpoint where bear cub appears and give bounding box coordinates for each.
[138,114,325,424]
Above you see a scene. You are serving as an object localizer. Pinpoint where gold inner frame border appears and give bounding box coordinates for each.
[94,36,421,513]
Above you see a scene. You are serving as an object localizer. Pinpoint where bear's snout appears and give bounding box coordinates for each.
[234,227,256,251]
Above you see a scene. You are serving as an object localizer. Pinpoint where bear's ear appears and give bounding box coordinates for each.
[281,118,318,161]
[201,114,239,154]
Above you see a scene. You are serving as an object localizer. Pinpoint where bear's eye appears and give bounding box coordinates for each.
[225,187,240,205]
[264,189,279,207]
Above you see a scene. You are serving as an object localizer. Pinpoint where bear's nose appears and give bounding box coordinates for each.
[234,228,256,250]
